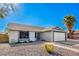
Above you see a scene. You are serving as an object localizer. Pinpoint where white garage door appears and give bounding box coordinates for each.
[54,32,66,41]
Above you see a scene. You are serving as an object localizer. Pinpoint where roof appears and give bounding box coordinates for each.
[0,32,6,34]
[42,28,52,32]
[42,26,65,32]
[8,23,45,32]
[74,30,79,33]
[8,23,65,32]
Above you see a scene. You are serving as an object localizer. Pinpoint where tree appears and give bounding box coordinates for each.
[64,15,77,38]
[0,3,17,18]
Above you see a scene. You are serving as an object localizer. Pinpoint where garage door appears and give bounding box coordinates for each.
[53,32,66,41]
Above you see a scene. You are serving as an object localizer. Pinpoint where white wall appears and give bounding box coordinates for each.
[41,31,53,41]
[41,31,66,42]
[8,31,36,43]
[29,32,36,41]
[54,32,65,41]
[8,30,66,43]
[8,31,19,43]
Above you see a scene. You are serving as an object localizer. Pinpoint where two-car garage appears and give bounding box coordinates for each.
[41,30,67,42]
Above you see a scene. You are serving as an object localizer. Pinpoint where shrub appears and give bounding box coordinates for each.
[44,43,55,53]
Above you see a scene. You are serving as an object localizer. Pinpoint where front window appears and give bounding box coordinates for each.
[19,31,29,39]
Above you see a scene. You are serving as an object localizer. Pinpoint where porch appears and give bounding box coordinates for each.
[18,31,41,43]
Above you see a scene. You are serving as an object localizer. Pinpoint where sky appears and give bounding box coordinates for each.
[0,3,79,32]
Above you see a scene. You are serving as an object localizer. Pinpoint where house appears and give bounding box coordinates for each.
[70,30,79,39]
[8,23,67,43]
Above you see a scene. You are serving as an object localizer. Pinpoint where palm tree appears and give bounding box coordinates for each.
[64,15,77,38]
[0,8,7,18]
[0,3,17,18]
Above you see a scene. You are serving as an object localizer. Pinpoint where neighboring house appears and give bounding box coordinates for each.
[8,23,67,43]
[70,30,79,39]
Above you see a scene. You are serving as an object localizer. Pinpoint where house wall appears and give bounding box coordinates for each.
[29,32,36,41]
[8,31,36,43]
[19,32,36,42]
[8,30,19,43]
[41,31,53,41]
[8,30,66,43]
[41,31,66,42]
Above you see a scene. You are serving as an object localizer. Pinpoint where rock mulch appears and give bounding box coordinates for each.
[0,41,79,56]
[0,42,61,56]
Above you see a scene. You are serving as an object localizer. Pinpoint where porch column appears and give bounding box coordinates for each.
[29,32,36,41]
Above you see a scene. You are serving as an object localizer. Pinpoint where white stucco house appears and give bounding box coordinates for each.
[7,23,67,43]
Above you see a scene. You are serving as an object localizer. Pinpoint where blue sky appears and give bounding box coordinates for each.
[0,3,79,32]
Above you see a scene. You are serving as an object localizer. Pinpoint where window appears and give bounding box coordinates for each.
[19,31,29,39]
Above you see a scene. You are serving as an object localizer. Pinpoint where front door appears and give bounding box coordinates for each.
[35,32,40,41]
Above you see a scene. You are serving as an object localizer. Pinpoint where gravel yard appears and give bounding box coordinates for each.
[0,40,79,56]
[0,41,61,56]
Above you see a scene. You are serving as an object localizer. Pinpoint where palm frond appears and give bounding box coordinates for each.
[0,3,17,19]
[63,15,77,30]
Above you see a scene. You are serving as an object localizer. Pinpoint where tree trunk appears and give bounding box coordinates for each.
[68,29,72,39]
